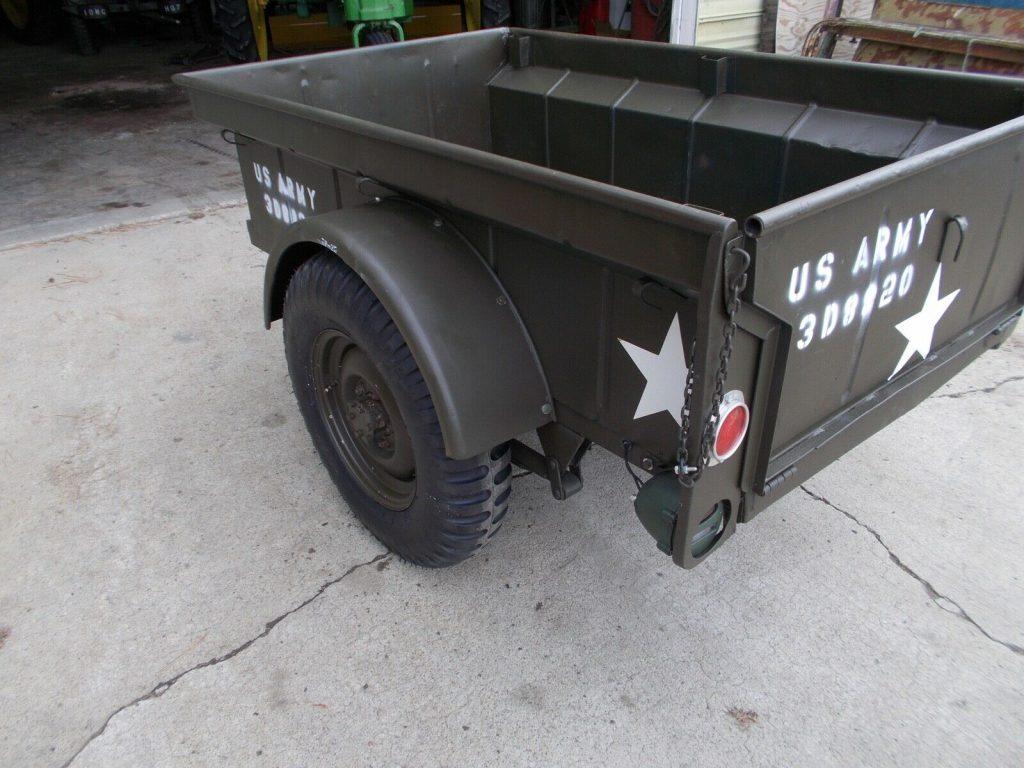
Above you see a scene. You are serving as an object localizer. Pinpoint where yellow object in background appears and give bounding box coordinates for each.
[265,2,465,58]
[464,0,481,30]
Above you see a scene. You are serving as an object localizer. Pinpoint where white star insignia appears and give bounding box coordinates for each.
[889,264,960,380]
[619,314,688,426]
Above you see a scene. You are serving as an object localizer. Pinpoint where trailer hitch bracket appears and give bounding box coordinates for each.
[510,423,590,501]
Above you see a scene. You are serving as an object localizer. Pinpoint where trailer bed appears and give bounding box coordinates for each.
[177,30,1024,566]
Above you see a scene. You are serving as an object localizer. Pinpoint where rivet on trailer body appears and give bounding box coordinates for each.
[541,403,553,415]
[432,219,442,228]
[496,295,507,306]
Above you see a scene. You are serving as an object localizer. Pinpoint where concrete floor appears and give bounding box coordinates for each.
[0,35,240,249]
[1,206,1022,768]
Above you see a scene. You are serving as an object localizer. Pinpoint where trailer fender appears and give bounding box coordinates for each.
[264,203,553,460]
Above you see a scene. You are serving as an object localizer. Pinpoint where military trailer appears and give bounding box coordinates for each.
[176,30,1024,569]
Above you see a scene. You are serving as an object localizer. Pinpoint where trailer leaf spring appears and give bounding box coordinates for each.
[676,246,750,488]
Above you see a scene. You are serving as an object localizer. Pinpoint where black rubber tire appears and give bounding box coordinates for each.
[482,0,511,27]
[213,0,257,62]
[0,0,59,43]
[69,14,98,55]
[283,252,513,567]
[363,28,396,46]
[188,0,214,40]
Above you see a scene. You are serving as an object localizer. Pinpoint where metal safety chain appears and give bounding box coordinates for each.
[677,246,751,488]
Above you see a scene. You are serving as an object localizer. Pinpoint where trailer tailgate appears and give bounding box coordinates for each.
[748,118,1024,488]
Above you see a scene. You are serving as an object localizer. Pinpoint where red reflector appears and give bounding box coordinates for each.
[714,402,749,461]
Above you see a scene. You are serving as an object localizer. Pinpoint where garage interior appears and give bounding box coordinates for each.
[1,2,1023,767]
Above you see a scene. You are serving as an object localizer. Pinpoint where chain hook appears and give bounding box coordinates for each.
[676,245,751,488]
[728,246,751,294]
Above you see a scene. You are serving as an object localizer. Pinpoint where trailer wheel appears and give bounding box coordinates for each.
[214,0,257,62]
[283,253,513,567]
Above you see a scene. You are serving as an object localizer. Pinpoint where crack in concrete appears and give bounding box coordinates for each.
[184,137,235,160]
[59,551,389,768]
[932,375,1024,400]
[0,200,247,254]
[800,485,1024,658]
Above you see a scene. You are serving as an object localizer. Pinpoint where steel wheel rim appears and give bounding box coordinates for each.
[1,0,29,29]
[312,329,415,511]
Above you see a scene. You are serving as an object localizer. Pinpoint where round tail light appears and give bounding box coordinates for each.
[713,391,749,462]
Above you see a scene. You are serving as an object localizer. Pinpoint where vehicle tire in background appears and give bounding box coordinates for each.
[482,0,511,26]
[363,28,396,45]
[0,0,59,43]
[214,0,257,62]
[69,14,98,55]
[283,252,513,567]
[189,0,214,40]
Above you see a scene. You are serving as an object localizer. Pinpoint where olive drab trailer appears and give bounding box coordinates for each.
[176,30,1024,569]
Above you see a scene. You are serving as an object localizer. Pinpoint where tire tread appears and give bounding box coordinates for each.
[283,252,512,567]
[214,0,258,62]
